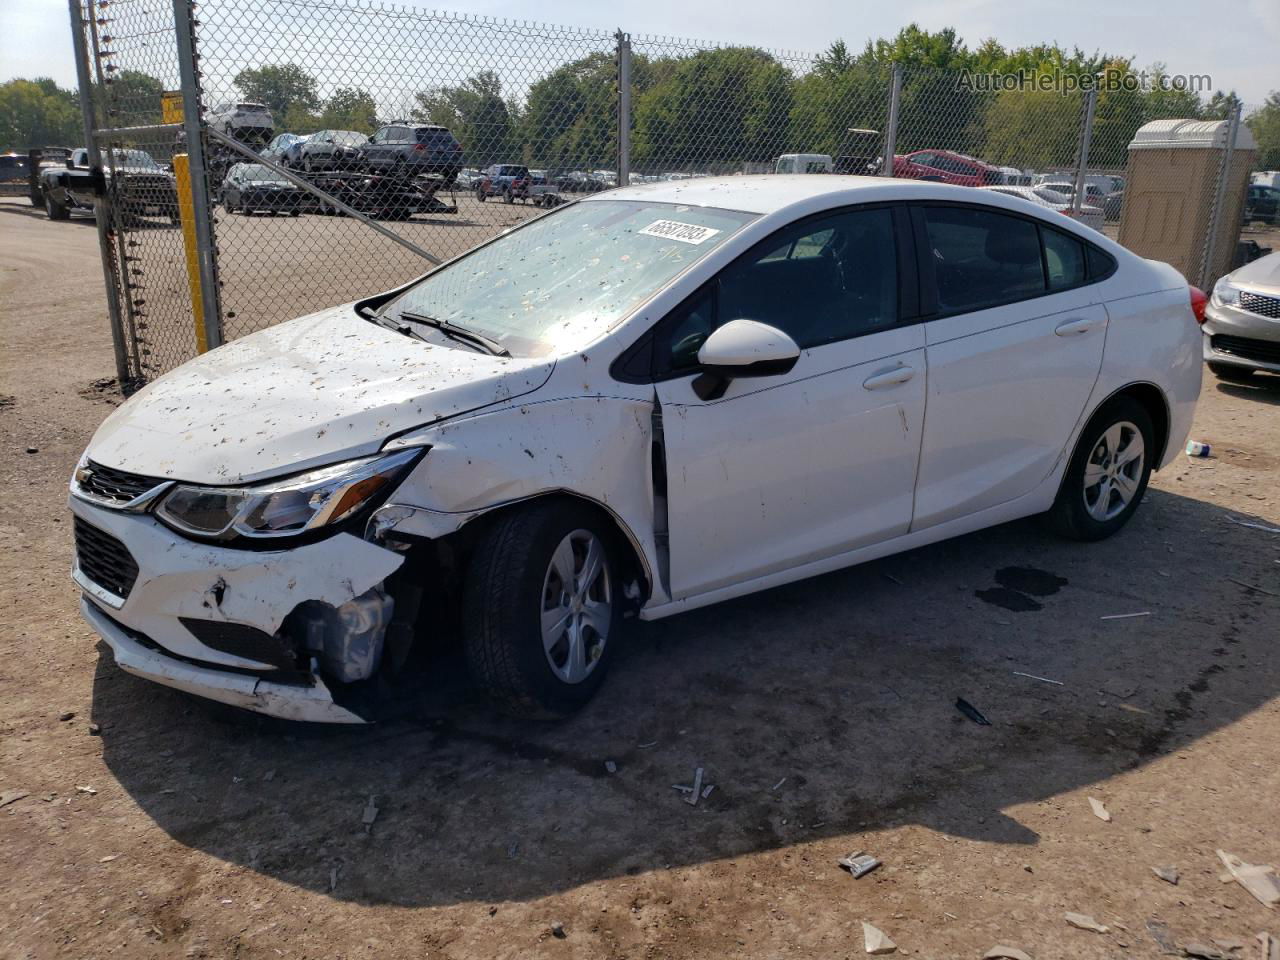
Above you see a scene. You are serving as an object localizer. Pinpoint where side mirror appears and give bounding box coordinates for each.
[692,318,800,401]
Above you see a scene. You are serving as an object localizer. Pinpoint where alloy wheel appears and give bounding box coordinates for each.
[540,529,611,684]
[1082,420,1144,521]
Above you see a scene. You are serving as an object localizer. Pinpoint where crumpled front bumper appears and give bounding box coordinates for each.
[70,494,404,723]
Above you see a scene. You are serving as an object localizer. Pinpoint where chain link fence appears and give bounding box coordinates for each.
[65,0,1270,385]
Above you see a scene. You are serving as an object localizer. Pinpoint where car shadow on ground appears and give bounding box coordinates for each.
[91,487,1279,907]
[0,202,97,227]
[1213,373,1280,407]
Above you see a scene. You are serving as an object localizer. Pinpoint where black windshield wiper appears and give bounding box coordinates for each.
[370,312,430,343]
[397,310,511,358]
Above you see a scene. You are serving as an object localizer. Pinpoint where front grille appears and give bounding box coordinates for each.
[77,460,162,505]
[1239,291,1280,319]
[1211,334,1280,366]
[74,517,140,600]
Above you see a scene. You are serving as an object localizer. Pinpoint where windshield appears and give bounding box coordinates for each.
[384,199,758,356]
[329,130,367,146]
[110,149,160,169]
[235,164,290,184]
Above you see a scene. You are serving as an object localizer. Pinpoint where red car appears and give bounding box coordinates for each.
[891,149,1002,187]
[475,163,531,203]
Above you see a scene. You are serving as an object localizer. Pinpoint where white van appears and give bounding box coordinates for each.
[775,153,833,174]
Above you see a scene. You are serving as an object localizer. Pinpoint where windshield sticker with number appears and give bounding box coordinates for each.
[638,220,722,245]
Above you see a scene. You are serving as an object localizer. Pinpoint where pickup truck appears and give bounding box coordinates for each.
[40,147,180,223]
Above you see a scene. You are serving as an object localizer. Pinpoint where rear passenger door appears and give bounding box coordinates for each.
[911,203,1109,530]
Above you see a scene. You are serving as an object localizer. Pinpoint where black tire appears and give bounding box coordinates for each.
[1045,395,1155,542]
[503,188,514,204]
[1208,362,1255,383]
[44,189,70,220]
[476,187,486,202]
[462,500,620,718]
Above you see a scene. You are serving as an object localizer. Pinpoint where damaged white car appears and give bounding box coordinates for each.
[71,176,1202,723]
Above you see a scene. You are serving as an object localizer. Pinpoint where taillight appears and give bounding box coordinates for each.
[1189,285,1208,324]
[413,143,425,152]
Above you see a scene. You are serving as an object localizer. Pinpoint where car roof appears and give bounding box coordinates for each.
[600,174,1042,215]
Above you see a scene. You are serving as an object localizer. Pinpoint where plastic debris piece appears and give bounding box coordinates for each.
[75,785,97,795]
[361,795,379,826]
[839,852,882,878]
[862,921,896,954]
[1147,918,1179,955]
[1153,866,1179,885]
[1227,577,1280,598]
[1186,440,1212,457]
[771,777,787,791]
[701,784,715,799]
[984,948,1032,960]
[1225,517,1280,534]
[1100,611,1151,620]
[1065,912,1109,934]
[1012,671,1063,685]
[1088,797,1112,822]
[1216,850,1280,909]
[604,760,617,774]
[955,698,991,725]
[99,854,120,863]
[550,921,566,939]
[687,767,703,806]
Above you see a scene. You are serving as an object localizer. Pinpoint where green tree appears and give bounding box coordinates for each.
[0,78,80,150]
[519,52,619,170]
[233,64,319,120]
[1246,93,1280,170]
[414,71,517,167]
[320,87,376,132]
[634,47,793,171]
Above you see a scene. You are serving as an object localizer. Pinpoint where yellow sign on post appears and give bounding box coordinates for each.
[161,91,184,125]
[171,153,208,353]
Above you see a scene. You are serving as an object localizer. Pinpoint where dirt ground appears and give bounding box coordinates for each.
[2,195,1278,960]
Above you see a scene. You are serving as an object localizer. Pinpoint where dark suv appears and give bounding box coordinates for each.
[358,124,463,182]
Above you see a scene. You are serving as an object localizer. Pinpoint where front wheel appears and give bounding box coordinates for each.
[1208,361,1255,383]
[44,189,70,220]
[1045,396,1154,541]
[462,501,619,717]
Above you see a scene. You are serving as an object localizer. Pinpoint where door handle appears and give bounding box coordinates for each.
[862,364,915,390]
[1054,317,1097,336]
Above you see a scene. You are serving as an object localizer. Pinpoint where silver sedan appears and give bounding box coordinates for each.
[1203,252,1280,380]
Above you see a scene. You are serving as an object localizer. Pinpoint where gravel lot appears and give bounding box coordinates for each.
[2,196,1278,960]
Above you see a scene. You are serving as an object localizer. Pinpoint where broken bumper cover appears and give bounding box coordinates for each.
[69,494,404,723]
[81,598,367,723]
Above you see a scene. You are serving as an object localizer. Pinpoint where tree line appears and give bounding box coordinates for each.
[3,26,1278,173]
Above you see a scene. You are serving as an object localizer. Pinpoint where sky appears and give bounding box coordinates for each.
[2,0,1276,106]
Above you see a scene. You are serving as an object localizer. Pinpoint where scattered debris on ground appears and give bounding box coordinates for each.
[1225,516,1280,534]
[361,795,379,829]
[1216,850,1280,909]
[58,711,75,722]
[1088,796,1112,822]
[983,947,1032,960]
[75,785,96,795]
[1012,671,1062,686]
[1147,918,1179,955]
[604,760,617,774]
[0,791,30,808]
[1065,912,1109,934]
[861,921,896,955]
[1182,942,1230,960]
[550,921,566,939]
[1153,866,1180,885]
[838,852,882,878]
[955,697,991,725]
[1100,611,1152,620]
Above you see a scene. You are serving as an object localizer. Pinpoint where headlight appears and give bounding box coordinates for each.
[1211,277,1241,307]
[155,449,420,542]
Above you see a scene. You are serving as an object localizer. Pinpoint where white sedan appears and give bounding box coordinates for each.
[981,184,1106,233]
[69,176,1202,722]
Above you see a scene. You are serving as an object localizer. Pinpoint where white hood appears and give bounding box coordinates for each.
[87,305,554,484]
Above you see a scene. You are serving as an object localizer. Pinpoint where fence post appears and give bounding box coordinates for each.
[881,64,901,176]
[172,0,223,351]
[1200,103,1242,289]
[1071,88,1098,216]
[617,30,631,186]
[67,0,135,389]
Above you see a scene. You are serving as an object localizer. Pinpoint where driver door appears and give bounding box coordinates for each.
[651,205,927,600]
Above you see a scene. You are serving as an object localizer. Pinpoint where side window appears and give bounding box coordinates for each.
[654,207,900,374]
[1086,244,1117,281]
[923,206,1045,314]
[1042,226,1085,290]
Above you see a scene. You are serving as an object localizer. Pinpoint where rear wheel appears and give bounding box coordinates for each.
[1208,361,1255,383]
[1045,396,1154,541]
[44,189,70,220]
[462,500,619,717]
